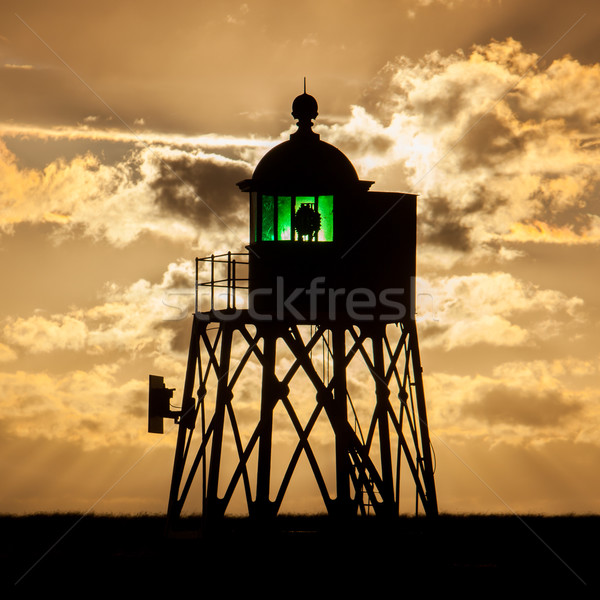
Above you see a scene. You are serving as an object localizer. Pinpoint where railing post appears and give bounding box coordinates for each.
[227,251,232,310]
[195,257,199,314]
[210,254,215,311]
[232,259,237,309]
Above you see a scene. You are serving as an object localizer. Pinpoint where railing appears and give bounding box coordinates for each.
[196,252,249,313]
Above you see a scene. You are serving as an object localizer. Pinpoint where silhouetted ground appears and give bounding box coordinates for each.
[1,513,598,596]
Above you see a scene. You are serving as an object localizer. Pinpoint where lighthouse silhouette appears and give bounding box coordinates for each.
[149,88,438,528]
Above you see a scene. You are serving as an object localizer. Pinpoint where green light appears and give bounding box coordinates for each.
[258,194,333,242]
[277,196,291,240]
[318,195,333,242]
[261,195,275,241]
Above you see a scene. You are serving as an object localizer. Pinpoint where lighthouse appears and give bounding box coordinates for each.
[149,90,438,526]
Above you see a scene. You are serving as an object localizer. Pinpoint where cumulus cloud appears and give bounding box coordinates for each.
[6,37,597,262]
[425,354,600,447]
[0,259,205,449]
[318,38,600,263]
[504,217,600,245]
[416,271,583,349]
[2,259,195,360]
[1,35,599,513]
[149,148,250,232]
[461,386,582,427]
[2,313,88,354]
[0,136,253,249]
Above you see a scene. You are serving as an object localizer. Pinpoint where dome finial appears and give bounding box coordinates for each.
[291,79,319,139]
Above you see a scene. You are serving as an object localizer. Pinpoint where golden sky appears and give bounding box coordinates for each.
[1,0,600,516]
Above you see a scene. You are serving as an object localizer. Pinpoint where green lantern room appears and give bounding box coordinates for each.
[253,193,334,243]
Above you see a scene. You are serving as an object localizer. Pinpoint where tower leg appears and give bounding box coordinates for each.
[372,327,395,514]
[407,321,438,516]
[166,316,201,530]
[255,326,277,518]
[205,323,233,519]
[331,325,352,516]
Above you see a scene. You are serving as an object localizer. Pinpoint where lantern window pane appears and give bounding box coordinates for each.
[261,195,275,241]
[295,196,316,241]
[318,195,334,242]
[277,196,292,240]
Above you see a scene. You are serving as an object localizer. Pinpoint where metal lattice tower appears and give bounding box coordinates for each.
[149,91,438,529]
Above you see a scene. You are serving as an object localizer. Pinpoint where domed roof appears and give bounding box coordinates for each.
[252,135,359,190]
[239,92,366,193]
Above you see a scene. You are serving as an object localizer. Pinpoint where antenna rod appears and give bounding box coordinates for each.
[303,77,306,94]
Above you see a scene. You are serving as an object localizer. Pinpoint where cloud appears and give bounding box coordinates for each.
[0,35,598,513]
[416,271,583,349]
[317,38,600,262]
[0,259,206,449]
[492,357,600,382]
[0,122,273,153]
[11,36,598,261]
[226,2,250,25]
[461,386,582,427]
[425,355,600,448]
[2,313,88,353]
[0,366,149,450]
[0,137,254,249]
[504,217,600,245]
[2,260,195,360]
[149,148,251,232]
[3,63,34,70]
[0,342,16,362]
